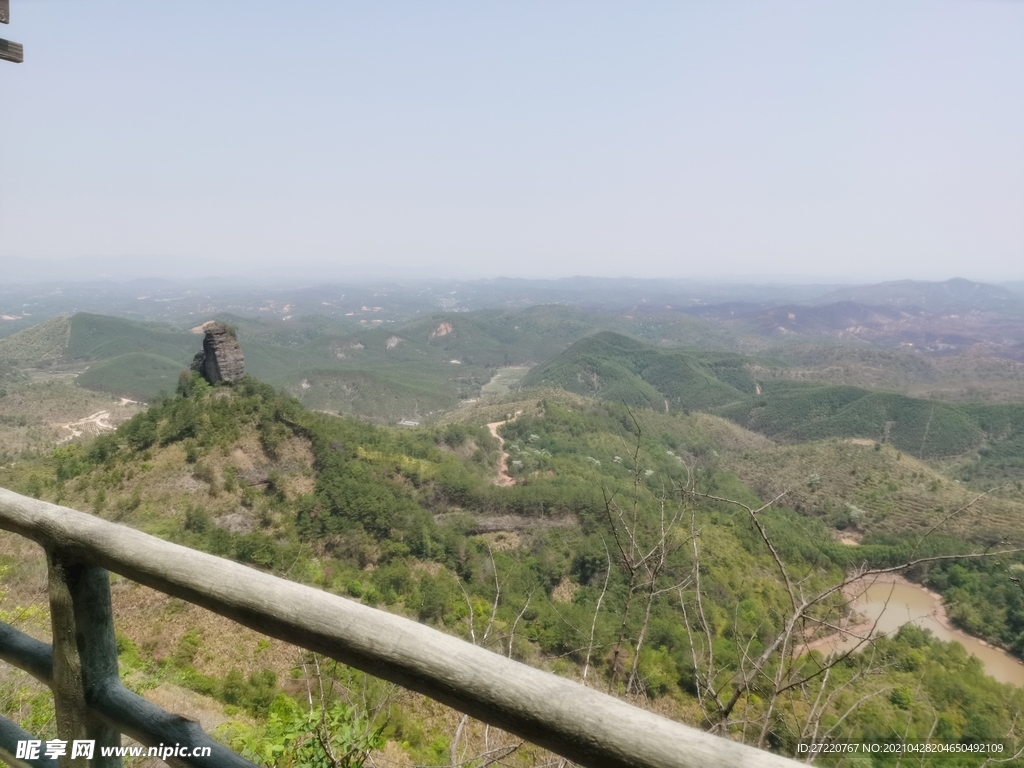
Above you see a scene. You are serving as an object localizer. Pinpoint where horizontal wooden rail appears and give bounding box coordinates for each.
[1,560,254,767]
[0,715,50,768]
[0,618,51,683]
[0,38,22,63]
[0,487,803,768]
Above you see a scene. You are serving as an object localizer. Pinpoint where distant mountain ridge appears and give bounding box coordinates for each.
[812,277,1019,311]
[675,278,1024,358]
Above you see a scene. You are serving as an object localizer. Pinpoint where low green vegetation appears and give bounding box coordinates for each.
[719,438,1024,542]
[3,297,1024,764]
[922,556,1024,655]
[4,374,1024,764]
[717,385,985,458]
[64,313,197,363]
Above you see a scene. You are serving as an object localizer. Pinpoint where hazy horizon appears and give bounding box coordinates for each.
[3,254,1024,287]
[3,255,1022,293]
[3,2,1022,282]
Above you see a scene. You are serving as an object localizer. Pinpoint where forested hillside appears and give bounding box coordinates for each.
[4,304,1023,430]
[526,332,1024,479]
[3,375,1024,765]
[521,331,752,410]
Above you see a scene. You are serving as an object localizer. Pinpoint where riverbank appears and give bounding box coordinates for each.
[802,573,947,653]
[802,573,1024,686]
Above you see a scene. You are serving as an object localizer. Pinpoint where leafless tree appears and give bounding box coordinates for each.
[601,414,693,697]
[448,545,523,768]
[679,479,1023,749]
[597,408,1023,752]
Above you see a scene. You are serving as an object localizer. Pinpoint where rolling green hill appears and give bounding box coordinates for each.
[716,386,986,457]
[3,311,556,417]
[76,353,186,401]
[525,332,1024,467]
[717,386,1024,467]
[18,314,198,400]
[237,308,664,422]
[0,313,201,402]
[0,315,72,366]
[721,437,1024,539]
[521,331,750,411]
[0,312,200,366]
[5,379,1024,762]
[65,313,197,362]
[6,309,1024,452]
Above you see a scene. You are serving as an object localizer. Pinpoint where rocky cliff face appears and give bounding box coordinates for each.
[190,323,245,384]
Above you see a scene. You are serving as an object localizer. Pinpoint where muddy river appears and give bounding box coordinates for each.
[815,579,1024,687]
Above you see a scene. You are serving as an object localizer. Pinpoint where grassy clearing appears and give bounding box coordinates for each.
[479,366,531,398]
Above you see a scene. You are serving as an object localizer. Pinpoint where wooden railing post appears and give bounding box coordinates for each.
[0,0,25,63]
[47,553,123,767]
[4,487,805,768]
[48,553,91,768]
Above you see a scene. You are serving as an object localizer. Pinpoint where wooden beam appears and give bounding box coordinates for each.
[0,616,53,684]
[1,619,257,768]
[0,38,23,63]
[50,557,124,768]
[47,554,98,768]
[0,0,9,25]
[0,716,50,768]
[0,488,803,768]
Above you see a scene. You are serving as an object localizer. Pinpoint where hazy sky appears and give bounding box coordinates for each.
[2,1,1022,282]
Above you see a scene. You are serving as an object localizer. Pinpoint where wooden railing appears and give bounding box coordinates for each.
[1,0,25,64]
[0,487,802,768]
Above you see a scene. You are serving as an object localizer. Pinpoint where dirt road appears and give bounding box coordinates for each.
[56,410,117,442]
[487,421,516,487]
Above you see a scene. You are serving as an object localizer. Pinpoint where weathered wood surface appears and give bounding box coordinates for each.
[48,557,125,767]
[47,553,96,768]
[0,38,23,63]
[0,715,50,768]
[0,617,51,683]
[0,611,256,767]
[0,0,10,25]
[0,487,803,768]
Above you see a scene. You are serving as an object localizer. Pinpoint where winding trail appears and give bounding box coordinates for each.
[487,420,516,487]
[55,410,117,442]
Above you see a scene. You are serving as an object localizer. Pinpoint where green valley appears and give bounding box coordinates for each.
[2,279,1024,766]
[2,372,1024,765]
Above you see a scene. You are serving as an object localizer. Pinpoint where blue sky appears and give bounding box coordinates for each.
[2,1,1022,281]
